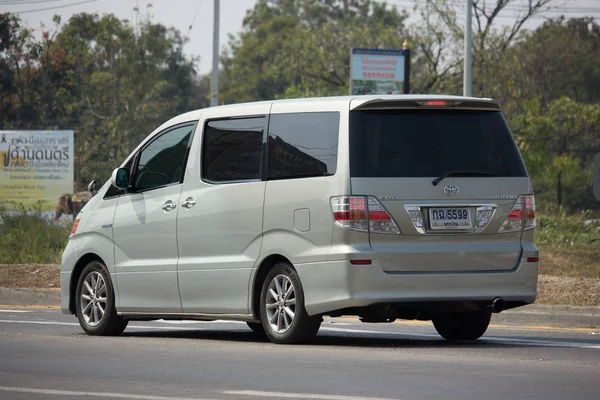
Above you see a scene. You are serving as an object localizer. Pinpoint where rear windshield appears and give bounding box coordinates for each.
[349,109,528,178]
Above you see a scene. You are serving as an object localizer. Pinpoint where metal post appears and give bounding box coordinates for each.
[211,0,220,107]
[463,0,472,97]
[403,40,410,95]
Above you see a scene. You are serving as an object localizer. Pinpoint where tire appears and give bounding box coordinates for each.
[432,310,491,341]
[246,321,266,334]
[75,261,128,336]
[260,262,321,344]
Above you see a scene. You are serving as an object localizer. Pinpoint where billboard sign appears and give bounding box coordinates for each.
[0,130,74,211]
[350,48,409,96]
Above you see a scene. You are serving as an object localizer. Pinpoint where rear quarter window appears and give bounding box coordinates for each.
[267,112,340,180]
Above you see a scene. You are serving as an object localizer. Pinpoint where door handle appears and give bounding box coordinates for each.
[181,197,196,209]
[161,200,177,212]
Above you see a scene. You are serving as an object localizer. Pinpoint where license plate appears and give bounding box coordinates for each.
[429,208,472,230]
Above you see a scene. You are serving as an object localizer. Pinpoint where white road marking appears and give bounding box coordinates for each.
[156,319,245,325]
[0,386,215,400]
[321,327,600,349]
[223,390,400,400]
[0,319,245,331]
[1,318,598,349]
[0,309,31,313]
[321,326,439,338]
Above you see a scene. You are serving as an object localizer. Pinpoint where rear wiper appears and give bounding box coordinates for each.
[432,170,494,186]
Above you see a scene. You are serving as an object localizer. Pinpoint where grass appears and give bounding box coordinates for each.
[0,203,599,306]
[0,203,71,265]
[536,207,600,278]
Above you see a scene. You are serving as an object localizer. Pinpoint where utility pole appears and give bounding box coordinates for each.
[463,0,472,97]
[211,0,220,107]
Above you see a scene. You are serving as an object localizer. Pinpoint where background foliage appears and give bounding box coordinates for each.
[1,0,599,211]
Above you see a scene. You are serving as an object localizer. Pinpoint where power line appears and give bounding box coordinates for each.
[385,0,600,12]
[6,0,100,14]
[184,0,205,41]
[0,0,71,4]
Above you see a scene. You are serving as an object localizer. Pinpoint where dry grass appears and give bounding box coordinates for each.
[537,274,600,306]
[1,264,599,307]
[0,264,60,289]
[538,246,600,278]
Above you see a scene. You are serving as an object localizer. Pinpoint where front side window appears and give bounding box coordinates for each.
[202,117,265,183]
[267,112,340,180]
[133,124,194,191]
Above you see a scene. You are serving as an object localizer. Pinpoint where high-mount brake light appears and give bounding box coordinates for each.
[497,195,536,233]
[330,196,400,234]
[425,100,448,106]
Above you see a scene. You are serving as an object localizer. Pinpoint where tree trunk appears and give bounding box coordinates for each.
[557,170,562,206]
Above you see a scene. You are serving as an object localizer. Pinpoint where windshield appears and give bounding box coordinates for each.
[349,109,528,178]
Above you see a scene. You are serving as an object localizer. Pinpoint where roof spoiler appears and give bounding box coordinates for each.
[351,98,502,111]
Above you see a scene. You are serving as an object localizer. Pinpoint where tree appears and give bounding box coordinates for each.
[0,10,204,189]
[408,0,554,95]
[512,97,600,209]
[220,0,408,102]
[497,17,600,114]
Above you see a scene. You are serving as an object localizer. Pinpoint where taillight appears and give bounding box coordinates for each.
[330,196,400,234]
[497,195,536,233]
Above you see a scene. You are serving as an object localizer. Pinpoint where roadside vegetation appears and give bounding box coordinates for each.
[537,207,600,278]
[0,2,599,305]
[0,204,70,265]
[1,204,598,306]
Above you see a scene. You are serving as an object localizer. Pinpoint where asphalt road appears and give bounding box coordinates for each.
[0,308,599,400]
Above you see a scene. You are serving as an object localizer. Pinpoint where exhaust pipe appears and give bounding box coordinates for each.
[490,297,505,313]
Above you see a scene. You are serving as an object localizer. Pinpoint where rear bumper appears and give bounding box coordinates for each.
[296,245,539,316]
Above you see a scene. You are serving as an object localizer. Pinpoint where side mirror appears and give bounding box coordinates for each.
[594,153,600,201]
[110,168,130,190]
[87,180,99,195]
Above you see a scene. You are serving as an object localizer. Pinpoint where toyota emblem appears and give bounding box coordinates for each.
[444,184,459,197]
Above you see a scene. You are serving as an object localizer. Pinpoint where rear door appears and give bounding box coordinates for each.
[349,99,531,273]
[176,108,268,314]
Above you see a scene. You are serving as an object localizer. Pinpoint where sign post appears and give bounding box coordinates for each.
[0,130,74,213]
[350,42,410,96]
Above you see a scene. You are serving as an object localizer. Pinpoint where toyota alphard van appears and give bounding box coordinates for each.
[60,95,539,344]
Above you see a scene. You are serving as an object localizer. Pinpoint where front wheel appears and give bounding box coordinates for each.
[260,263,321,344]
[75,261,128,336]
[432,310,491,341]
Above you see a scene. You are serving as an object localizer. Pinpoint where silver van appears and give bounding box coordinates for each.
[60,95,539,344]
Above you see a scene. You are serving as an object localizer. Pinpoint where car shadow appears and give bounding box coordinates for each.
[118,327,530,349]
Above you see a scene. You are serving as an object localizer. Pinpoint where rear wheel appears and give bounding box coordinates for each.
[246,321,265,334]
[260,262,321,344]
[75,261,128,336]
[432,310,491,341]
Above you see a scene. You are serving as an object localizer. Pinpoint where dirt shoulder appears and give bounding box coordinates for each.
[1,264,599,307]
[0,264,60,289]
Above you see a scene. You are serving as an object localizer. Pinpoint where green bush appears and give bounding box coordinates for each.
[0,203,71,264]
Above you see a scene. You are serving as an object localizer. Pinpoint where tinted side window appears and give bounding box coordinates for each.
[267,112,340,180]
[202,117,265,182]
[134,125,193,191]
